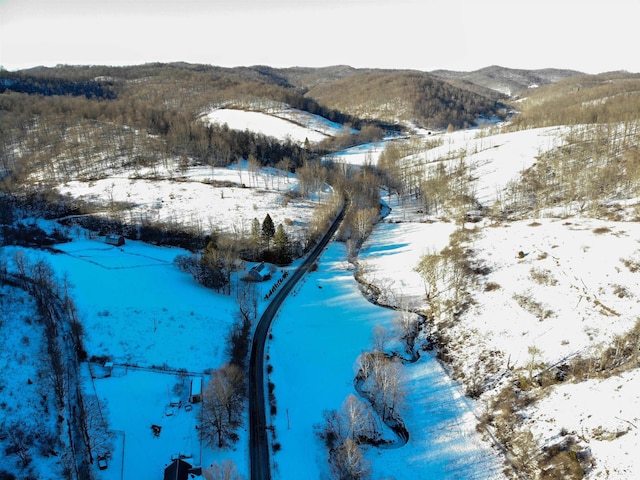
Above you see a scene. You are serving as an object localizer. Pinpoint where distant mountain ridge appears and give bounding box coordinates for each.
[429,65,584,96]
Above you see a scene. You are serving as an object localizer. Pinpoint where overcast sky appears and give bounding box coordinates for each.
[1,0,637,73]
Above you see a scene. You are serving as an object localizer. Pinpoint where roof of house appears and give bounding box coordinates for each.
[163,458,192,480]
[249,262,270,277]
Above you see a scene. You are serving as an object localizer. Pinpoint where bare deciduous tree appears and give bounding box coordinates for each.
[414,250,442,302]
[369,356,406,422]
[341,394,376,443]
[1,422,34,468]
[371,325,389,352]
[236,280,258,324]
[202,459,245,480]
[81,394,114,462]
[200,364,244,449]
[394,308,420,357]
[330,437,371,480]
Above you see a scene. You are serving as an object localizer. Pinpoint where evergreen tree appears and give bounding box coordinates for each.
[261,213,275,249]
[251,217,261,242]
[273,223,292,264]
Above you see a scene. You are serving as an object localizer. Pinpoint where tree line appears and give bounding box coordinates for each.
[0,253,103,479]
[0,72,116,99]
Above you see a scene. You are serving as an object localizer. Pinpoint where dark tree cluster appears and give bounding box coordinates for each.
[0,73,116,99]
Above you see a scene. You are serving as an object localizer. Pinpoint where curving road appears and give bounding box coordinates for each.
[249,203,346,480]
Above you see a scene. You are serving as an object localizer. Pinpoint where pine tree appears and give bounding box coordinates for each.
[261,213,275,249]
[273,223,292,264]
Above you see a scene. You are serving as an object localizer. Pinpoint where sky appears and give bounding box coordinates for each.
[1,0,638,74]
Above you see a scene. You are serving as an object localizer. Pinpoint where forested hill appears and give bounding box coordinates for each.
[2,63,508,130]
[298,68,506,129]
[1,62,594,187]
[507,70,640,128]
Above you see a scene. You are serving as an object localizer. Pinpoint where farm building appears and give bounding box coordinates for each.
[105,234,125,246]
[247,261,271,282]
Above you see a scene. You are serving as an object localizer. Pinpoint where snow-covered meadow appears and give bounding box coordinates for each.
[203,107,348,144]
[268,241,505,480]
[56,164,325,242]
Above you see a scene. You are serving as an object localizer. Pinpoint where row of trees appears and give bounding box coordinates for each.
[198,279,258,452]
[376,136,476,222]
[356,352,406,425]
[1,252,99,478]
[173,212,294,293]
[0,73,116,99]
[250,213,292,265]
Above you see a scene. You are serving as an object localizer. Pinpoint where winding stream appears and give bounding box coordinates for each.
[267,237,505,479]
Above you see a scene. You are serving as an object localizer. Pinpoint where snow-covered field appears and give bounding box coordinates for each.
[361,199,640,479]
[203,107,347,144]
[0,237,246,477]
[2,106,639,479]
[57,164,327,241]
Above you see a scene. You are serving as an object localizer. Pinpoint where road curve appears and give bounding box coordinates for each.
[249,203,346,480]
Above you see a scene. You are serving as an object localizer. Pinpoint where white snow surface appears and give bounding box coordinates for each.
[203,107,346,144]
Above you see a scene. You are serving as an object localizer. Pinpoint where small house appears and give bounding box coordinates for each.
[247,261,271,282]
[189,377,202,404]
[163,458,192,480]
[105,234,125,246]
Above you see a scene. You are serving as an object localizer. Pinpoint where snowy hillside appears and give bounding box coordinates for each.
[355,125,640,479]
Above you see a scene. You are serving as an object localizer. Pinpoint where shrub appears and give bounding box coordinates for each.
[513,292,554,320]
[529,267,558,286]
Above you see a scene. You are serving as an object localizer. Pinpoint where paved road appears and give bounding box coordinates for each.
[249,203,346,480]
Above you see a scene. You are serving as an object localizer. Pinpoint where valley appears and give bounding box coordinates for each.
[1,64,640,480]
